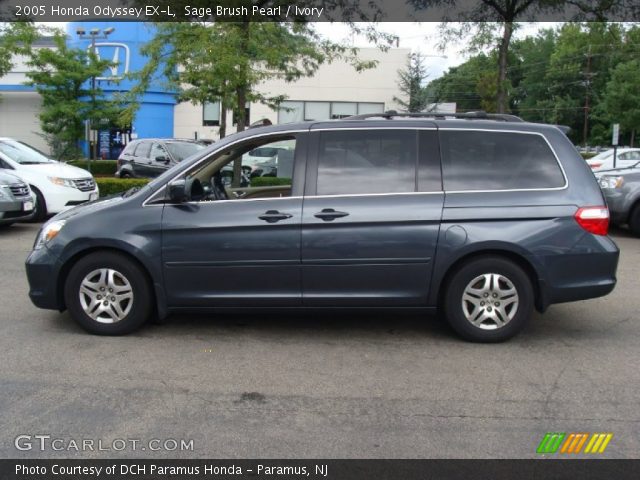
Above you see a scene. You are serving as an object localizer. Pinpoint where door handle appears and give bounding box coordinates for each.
[258,210,293,223]
[314,208,349,221]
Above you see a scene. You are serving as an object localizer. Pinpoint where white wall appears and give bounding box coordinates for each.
[0,92,48,152]
[174,47,410,140]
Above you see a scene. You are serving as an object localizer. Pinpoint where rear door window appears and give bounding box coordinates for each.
[315,130,417,195]
[440,130,566,191]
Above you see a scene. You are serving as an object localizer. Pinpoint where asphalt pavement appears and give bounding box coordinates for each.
[0,222,638,458]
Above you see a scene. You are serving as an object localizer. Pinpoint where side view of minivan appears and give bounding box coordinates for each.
[25,113,619,342]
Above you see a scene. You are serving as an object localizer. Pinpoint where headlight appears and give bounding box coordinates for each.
[48,176,76,188]
[33,220,66,250]
[599,176,624,189]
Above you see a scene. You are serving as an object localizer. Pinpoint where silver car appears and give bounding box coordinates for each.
[0,171,34,226]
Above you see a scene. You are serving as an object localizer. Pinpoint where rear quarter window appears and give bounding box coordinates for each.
[440,130,566,191]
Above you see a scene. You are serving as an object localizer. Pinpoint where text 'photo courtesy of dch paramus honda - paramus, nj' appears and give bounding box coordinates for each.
[25,112,619,342]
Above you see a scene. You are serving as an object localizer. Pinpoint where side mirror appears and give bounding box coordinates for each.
[168,178,204,203]
[168,179,187,203]
[156,155,170,164]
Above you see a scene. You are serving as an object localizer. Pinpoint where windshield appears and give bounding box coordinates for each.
[0,140,53,164]
[165,142,205,162]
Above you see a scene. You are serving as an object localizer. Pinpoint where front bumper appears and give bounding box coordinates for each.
[45,186,99,214]
[25,245,64,310]
[0,195,35,224]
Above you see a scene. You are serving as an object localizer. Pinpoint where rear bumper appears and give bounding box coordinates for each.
[25,246,64,310]
[536,235,619,310]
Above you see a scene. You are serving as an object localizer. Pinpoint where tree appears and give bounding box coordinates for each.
[602,60,640,147]
[124,20,387,136]
[25,33,121,159]
[0,22,38,92]
[393,52,430,112]
[424,54,497,112]
[411,0,622,114]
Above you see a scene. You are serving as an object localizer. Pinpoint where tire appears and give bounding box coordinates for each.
[443,256,534,343]
[120,171,132,179]
[64,251,152,335]
[30,186,47,222]
[629,203,640,237]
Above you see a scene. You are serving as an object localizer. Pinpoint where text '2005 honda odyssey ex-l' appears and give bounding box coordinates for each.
[25,112,619,342]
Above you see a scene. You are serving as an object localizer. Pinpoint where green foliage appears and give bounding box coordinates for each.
[0,23,38,80]
[602,60,640,145]
[24,33,124,160]
[425,54,498,112]
[96,178,149,197]
[427,22,640,146]
[67,160,118,176]
[393,52,430,112]
[251,176,291,187]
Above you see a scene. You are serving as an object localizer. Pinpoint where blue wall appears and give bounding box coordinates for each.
[66,22,176,154]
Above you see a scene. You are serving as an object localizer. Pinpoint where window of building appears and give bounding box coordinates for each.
[233,104,251,126]
[277,101,385,124]
[304,102,331,121]
[330,102,357,119]
[316,130,417,195]
[440,131,566,191]
[203,101,221,126]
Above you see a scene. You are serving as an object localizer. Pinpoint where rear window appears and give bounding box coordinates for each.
[440,130,565,191]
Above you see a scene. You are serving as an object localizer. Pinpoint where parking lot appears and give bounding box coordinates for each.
[1,222,639,458]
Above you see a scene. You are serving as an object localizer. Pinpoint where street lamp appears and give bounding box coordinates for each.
[76,27,115,166]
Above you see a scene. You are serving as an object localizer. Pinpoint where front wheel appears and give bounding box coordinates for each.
[629,203,640,237]
[443,256,534,342]
[64,252,152,335]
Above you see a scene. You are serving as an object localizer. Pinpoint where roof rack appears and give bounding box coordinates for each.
[346,110,524,122]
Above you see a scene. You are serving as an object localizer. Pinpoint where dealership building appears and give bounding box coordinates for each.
[0,22,412,157]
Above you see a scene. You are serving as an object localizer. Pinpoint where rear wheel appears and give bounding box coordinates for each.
[443,256,534,342]
[629,203,640,237]
[64,252,152,335]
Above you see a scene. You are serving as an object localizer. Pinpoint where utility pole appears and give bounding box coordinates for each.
[583,45,593,147]
[76,26,115,169]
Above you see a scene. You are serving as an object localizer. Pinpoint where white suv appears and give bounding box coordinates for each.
[0,138,99,220]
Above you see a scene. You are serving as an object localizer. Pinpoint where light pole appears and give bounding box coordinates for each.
[76,26,115,167]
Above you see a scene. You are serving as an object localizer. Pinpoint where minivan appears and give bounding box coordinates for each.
[25,113,619,342]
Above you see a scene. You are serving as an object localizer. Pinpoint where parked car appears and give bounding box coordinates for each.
[0,138,98,221]
[0,171,34,226]
[586,148,640,171]
[26,113,619,342]
[596,161,640,236]
[116,139,206,178]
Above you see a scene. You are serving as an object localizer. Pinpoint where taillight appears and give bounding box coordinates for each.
[574,206,609,235]
[590,163,602,170]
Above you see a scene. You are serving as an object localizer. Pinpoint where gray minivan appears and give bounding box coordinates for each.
[26,113,619,342]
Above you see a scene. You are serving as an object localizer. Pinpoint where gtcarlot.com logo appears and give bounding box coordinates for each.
[537,432,613,454]
[14,435,194,452]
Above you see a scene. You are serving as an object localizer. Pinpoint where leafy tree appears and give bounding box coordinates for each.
[0,22,38,93]
[25,34,122,159]
[424,54,497,112]
[602,60,640,147]
[411,0,623,114]
[393,52,430,112]
[124,20,388,136]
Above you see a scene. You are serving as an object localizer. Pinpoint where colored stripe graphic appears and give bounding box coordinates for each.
[539,432,613,454]
[537,433,566,454]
